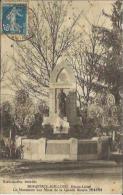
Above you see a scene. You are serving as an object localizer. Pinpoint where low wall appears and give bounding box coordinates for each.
[16,137,110,161]
[78,139,98,160]
[45,138,77,161]
[22,138,44,160]
[20,138,77,161]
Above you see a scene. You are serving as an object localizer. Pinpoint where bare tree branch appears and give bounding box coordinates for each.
[10,0,82,100]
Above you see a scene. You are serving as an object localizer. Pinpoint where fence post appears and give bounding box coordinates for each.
[39,138,46,160]
[97,137,102,159]
[69,138,78,161]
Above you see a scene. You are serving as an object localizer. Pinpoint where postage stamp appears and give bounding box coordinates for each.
[2,3,27,34]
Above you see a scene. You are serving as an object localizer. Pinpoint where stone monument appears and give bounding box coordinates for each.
[43,61,80,133]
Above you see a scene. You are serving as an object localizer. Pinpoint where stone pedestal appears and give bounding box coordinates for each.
[43,114,69,134]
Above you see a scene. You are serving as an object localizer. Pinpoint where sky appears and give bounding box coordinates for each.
[1,0,114,102]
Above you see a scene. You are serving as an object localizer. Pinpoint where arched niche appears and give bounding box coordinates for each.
[56,68,70,84]
[50,62,76,89]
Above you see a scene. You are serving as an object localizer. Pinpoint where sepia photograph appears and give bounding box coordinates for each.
[0,0,123,194]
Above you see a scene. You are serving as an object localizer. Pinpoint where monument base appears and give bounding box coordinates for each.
[43,114,70,134]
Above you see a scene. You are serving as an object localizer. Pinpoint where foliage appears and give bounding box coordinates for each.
[28,100,49,137]
[0,94,47,138]
[87,91,120,128]
[68,27,107,109]
[0,101,14,137]
[42,124,53,138]
[14,89,35,135]
[93,0,122,104]
[37,100,49,116]
[87,103,104,127]
[29,113,43,137]
[69,123,96,139]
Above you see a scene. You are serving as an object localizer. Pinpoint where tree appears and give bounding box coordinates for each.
[0,101,13,138]
[68,28,106,110]
[93,0,122,105]
[29,100,48,136]
[0,58,10,87]
[14,89,34,135]
[11,0,82,99]
[29,113,43,137]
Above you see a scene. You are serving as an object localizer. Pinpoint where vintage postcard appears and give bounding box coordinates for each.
[0,0,123,194]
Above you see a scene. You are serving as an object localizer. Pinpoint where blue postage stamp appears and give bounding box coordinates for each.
[2,3,27,34]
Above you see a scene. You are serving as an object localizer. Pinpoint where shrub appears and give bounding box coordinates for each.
[42,124,53,138]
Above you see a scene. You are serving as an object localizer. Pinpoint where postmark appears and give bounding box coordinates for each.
[2,3,27,35]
